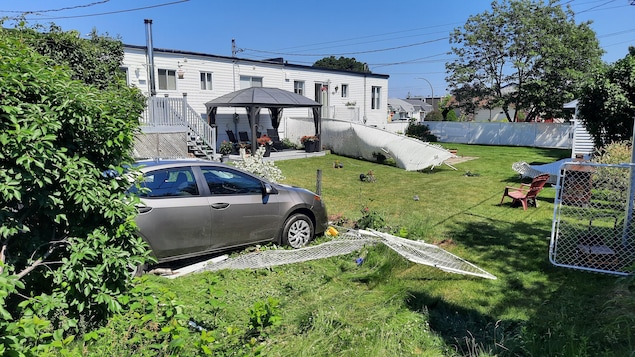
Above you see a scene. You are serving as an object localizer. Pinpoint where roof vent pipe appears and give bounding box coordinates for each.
[144,19,156,96]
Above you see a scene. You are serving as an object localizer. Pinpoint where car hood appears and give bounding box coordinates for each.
[274,183,318,195]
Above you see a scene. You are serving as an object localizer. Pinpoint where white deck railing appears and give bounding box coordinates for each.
[140,96,216,157]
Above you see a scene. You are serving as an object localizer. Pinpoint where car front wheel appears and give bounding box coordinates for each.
[282,213,314,248]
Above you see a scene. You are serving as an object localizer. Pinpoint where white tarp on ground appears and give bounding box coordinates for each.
[321,118,454,171]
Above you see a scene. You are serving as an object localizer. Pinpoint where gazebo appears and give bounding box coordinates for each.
[205,87,322,150]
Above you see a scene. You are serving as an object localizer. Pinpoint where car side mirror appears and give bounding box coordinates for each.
[263,183,278,195]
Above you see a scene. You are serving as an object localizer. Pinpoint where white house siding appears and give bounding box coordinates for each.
[571,119,594,157]
[122,45,389,144]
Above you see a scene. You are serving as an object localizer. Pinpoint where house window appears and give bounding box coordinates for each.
[294,81,304,95]
[200,72,213,90]
[158,69,176,90]
[119,67,129,84]
[240,76,263,88]
[371,86,381,109]
[341,84,348,98]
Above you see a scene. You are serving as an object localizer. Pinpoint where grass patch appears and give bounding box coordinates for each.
[78,144,633,356]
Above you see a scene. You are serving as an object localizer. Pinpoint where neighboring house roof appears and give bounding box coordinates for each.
[388,98,415,113]
[403,98,433,112]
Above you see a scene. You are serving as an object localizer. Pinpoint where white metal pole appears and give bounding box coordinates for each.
[622,116,635,245]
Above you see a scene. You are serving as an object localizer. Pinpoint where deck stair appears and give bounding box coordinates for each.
[140,96,217,160]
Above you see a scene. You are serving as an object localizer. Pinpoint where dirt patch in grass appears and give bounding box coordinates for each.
[445,156,478,165]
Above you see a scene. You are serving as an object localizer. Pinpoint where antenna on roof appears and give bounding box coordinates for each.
[231,39,244,57]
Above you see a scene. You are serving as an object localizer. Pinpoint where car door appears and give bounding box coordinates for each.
[134,166,212,260]
[200,166,283,248]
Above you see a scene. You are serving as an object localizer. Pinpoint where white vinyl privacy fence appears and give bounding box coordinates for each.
[425,122,575,150]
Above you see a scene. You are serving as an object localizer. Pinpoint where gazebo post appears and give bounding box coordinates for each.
[250,106,259,151]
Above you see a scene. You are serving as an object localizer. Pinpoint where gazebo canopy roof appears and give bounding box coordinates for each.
[205,87,320,109]
[205,87,322,141]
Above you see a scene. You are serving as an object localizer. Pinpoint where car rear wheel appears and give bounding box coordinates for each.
[282,213,314,248]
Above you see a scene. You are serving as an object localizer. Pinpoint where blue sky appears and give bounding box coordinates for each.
[2,0,634,99]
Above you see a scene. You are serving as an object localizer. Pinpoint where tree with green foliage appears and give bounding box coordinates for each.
[446,0,603,122]
[0,25,149,354]
[437,95,460,121]
[313,56,370,73]
[578,47,635,149]
[424,110,444,121]
[16,23,125,90]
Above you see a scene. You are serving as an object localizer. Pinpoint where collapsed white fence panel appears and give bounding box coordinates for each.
[201,228,497,280]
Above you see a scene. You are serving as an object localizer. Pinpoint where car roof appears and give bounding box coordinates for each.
[134,158,219,170]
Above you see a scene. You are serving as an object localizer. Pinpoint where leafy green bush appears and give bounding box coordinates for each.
[424,110,443,121]
[592,140,632,164]
[591,141,632,202]
[282,137,296,149]
[0,25,149,354]
[405,122,438,142]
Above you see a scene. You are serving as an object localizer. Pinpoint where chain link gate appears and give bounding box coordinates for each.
[549,162,635,275]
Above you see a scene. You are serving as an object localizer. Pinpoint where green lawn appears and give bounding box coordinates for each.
[85,144,634,356]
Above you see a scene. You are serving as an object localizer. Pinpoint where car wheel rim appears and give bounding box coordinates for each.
[288,219,311,247]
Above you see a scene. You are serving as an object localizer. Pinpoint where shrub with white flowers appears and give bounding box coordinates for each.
[235,146,285,183]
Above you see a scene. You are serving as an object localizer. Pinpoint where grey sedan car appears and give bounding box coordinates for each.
[130,159,328,263]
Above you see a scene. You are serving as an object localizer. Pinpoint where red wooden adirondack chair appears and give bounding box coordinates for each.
[500,173,550,210]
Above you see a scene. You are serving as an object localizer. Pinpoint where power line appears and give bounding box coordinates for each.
[577,0,618,13]
[242,1,627,65]
[270,23,461,53]
[263,30,451,55]
[0,1,110,14]
[369,53,453,68]
[16,0,189,20]
[242,37,447,58]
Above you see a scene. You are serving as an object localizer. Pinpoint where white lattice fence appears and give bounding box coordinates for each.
[549,162,635,275]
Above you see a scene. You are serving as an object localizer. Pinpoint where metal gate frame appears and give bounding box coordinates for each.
[549,161,635,275]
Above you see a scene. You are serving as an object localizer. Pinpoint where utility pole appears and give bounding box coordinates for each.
[416,77,434,111]
[231,39,244,92]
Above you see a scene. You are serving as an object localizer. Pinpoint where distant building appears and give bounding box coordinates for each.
[388,98,417,121]
[403,96,433,121]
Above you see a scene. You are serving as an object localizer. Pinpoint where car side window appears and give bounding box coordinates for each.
[201,167,262,195]
[137,167,199,198]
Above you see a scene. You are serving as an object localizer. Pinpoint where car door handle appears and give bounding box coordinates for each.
[137,206,152,213]
[211,203,230,209]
